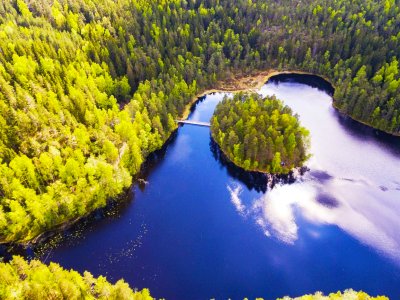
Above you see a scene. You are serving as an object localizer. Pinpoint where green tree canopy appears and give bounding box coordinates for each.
[211,93,310,174]
[0,256,152,300]
[1,0,400,243]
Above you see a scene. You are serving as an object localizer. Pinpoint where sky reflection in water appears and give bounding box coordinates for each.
[224,79,400,264]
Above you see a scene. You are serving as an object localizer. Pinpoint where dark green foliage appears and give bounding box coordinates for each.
[211,93,310,174]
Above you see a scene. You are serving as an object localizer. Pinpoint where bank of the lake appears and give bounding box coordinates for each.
[180,70,332,120]
[332,101,400,137]
[185,69,400,138]
[184,69,400,139]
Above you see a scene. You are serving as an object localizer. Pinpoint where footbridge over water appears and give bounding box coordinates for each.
[176,120,211,127]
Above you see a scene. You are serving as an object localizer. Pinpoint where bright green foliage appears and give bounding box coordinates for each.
[1,0,400,243]
[0,256,152,300]
[211,93,310,174]
[0,0,194,243]
[0,257,387,300]
[0,0,396,297]
[278,289,388,300]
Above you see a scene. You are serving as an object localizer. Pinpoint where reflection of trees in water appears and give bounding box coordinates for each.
[209,137,305,193]
[334,112,400,157]
[187,95,207,119]
[137,131,179,191]
[269,73,334,95]
[0,187,136,262]
[1,132,181,262]
[273,73,400,157]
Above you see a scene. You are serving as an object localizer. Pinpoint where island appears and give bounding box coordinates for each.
[211,92,310,174]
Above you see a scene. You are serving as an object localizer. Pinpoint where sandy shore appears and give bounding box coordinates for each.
[180,69,333,120]
[181,70,399,137]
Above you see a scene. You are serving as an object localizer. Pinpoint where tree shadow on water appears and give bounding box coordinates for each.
[268,73,335,96]
[209,137,305,193]
[333,111,400,157]
[135,130,179,191]
[0,186,137,263]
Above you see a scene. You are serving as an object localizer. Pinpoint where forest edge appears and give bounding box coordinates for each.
[1,70,395,248]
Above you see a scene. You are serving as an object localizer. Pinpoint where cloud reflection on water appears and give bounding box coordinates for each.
[227,184,246,215]
[228,172,400,263]
[168,134,192,163]
[214,78,400,265]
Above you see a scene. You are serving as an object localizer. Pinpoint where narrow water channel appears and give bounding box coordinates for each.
[8,75,400,299]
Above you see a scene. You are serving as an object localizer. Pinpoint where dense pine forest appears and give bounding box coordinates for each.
[0,0,399,244]
[211,93,309,174]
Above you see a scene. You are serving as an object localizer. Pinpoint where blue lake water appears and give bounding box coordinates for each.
[18,76,400,299]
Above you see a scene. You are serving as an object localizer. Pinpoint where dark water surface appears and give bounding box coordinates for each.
[8,76,400,299]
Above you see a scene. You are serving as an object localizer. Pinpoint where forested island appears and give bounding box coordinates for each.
[211,93,310,174]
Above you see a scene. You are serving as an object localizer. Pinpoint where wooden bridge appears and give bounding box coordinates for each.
[176,120,211,127]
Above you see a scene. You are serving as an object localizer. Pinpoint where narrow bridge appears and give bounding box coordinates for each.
[176,120,211,127]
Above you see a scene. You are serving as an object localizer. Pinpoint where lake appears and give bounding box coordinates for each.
[7,75,400,299]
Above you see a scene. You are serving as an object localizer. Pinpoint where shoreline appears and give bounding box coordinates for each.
[180,69,334,120]
[210,130,305,176]
[332,101,400,137]
[181,69,399,137]
[2,70,314,247]
[0,188,132,247]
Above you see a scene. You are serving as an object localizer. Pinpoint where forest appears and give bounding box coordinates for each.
[0,0,399,297]
[0,0,398,297]
[211,93,310,174]
[0,256,152,299]
[0,0,399,244]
